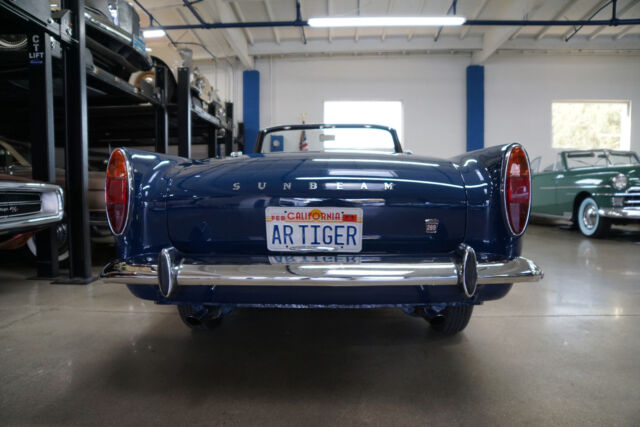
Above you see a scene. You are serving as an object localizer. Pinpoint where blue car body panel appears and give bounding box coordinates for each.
[165,152,467,255]
[111,143,524,308]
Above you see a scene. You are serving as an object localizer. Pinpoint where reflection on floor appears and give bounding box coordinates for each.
[0,225,639,425]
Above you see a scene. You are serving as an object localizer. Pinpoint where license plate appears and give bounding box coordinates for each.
[265,207,363,252]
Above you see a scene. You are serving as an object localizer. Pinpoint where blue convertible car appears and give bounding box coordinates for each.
[101,124,542,335]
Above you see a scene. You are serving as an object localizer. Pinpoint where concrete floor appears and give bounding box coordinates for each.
[1,224,639,426]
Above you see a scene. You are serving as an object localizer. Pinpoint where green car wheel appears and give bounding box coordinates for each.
[577,197,610,238]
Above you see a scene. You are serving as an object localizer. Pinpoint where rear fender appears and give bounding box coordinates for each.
[451,144,525,259]
[114,149,185,259]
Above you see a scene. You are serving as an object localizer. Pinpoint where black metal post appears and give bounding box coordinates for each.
[62,0,93,282]
[208,126,218,158]
[225,101,234,153]
[224,126,233,155]
[28,31,58,278]
[177,66,191,158]
[154,65,169,154]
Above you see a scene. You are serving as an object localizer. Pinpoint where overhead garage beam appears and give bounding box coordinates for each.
[229,1,255,45]
[615,25,635,39]
[147,18,640,31]
[298,0,307,44]
[510,1,546,40]
[326,0,332,43]
[200,0,253,68]
[381,0,396,42]
[407,0,426,41]
[460,0,489,40]
[247,33,640,57]
[535,0,575,40]
[500,35,640,50]
[471,0,545,64]
[249,36,483,56]
[263,0,281,44]
[588,0,639,40]
[561,0,612,41]
[175,7,220,60]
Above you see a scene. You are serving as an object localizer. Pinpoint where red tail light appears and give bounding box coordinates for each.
[502,145,531,236]
[106,149,131,235]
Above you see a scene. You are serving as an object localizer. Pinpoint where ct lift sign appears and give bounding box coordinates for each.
[28,34,45,65]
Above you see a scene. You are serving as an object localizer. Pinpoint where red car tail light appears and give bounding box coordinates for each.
[106,149,131,235]
[502,145,531,236]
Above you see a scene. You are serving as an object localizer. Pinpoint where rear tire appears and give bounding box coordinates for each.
[177,305,222,331]
[577,197,610,238]
[426,305,473,335]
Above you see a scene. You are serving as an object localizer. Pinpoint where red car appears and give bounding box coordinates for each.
[0,174,64,255]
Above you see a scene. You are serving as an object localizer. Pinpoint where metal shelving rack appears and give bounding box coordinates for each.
[0,0,230,282]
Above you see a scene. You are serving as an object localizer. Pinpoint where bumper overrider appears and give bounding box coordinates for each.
[100,245,543,299]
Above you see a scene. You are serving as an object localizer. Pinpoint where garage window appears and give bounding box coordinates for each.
[323,101,403,144]
[551,101,631,150]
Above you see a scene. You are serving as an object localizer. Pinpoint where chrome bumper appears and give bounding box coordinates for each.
[599,207,640,219]
[101,249,543,298]
[0,182,64,234]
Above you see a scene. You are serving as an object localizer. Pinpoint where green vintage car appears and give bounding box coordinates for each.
[531,149,640,237]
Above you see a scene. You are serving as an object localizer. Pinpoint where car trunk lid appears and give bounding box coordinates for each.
[166,152,467,255]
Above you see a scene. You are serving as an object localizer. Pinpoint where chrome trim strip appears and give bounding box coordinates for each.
[539,185,609,190]
[594,188,640,197]
[598,207,640,219]
[100,256,543,288]
[0,182,63,232]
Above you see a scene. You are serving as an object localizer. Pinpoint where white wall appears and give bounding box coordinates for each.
[255,55,469,159]
[234,53,640,162]
[485,54,640,168]
[195,59,237,106]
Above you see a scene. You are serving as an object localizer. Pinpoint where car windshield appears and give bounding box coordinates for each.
[564,150,639,169]
[259,125,399,154]
[608,151,639,166]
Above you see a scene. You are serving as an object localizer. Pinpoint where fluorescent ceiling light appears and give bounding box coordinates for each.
[308,16,466,28]
[145,48,152,52]
[143,29,166,38]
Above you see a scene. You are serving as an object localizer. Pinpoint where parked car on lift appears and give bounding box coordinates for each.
[1,0,152,80]
[130,47,227,121]
[0,174,64,254]
[100,124,543,336]
[65,0,153,79]
[531,149,640,237]
[0,138,110,259]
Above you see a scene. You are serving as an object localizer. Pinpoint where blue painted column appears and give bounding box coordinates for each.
[243,70,260,153]
[466,65,484,152]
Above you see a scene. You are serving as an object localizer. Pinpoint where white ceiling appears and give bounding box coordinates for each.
[137,0,640,67]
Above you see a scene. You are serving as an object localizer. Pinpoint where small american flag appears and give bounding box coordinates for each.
[299,130,308,151]
[299,123,308,151]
